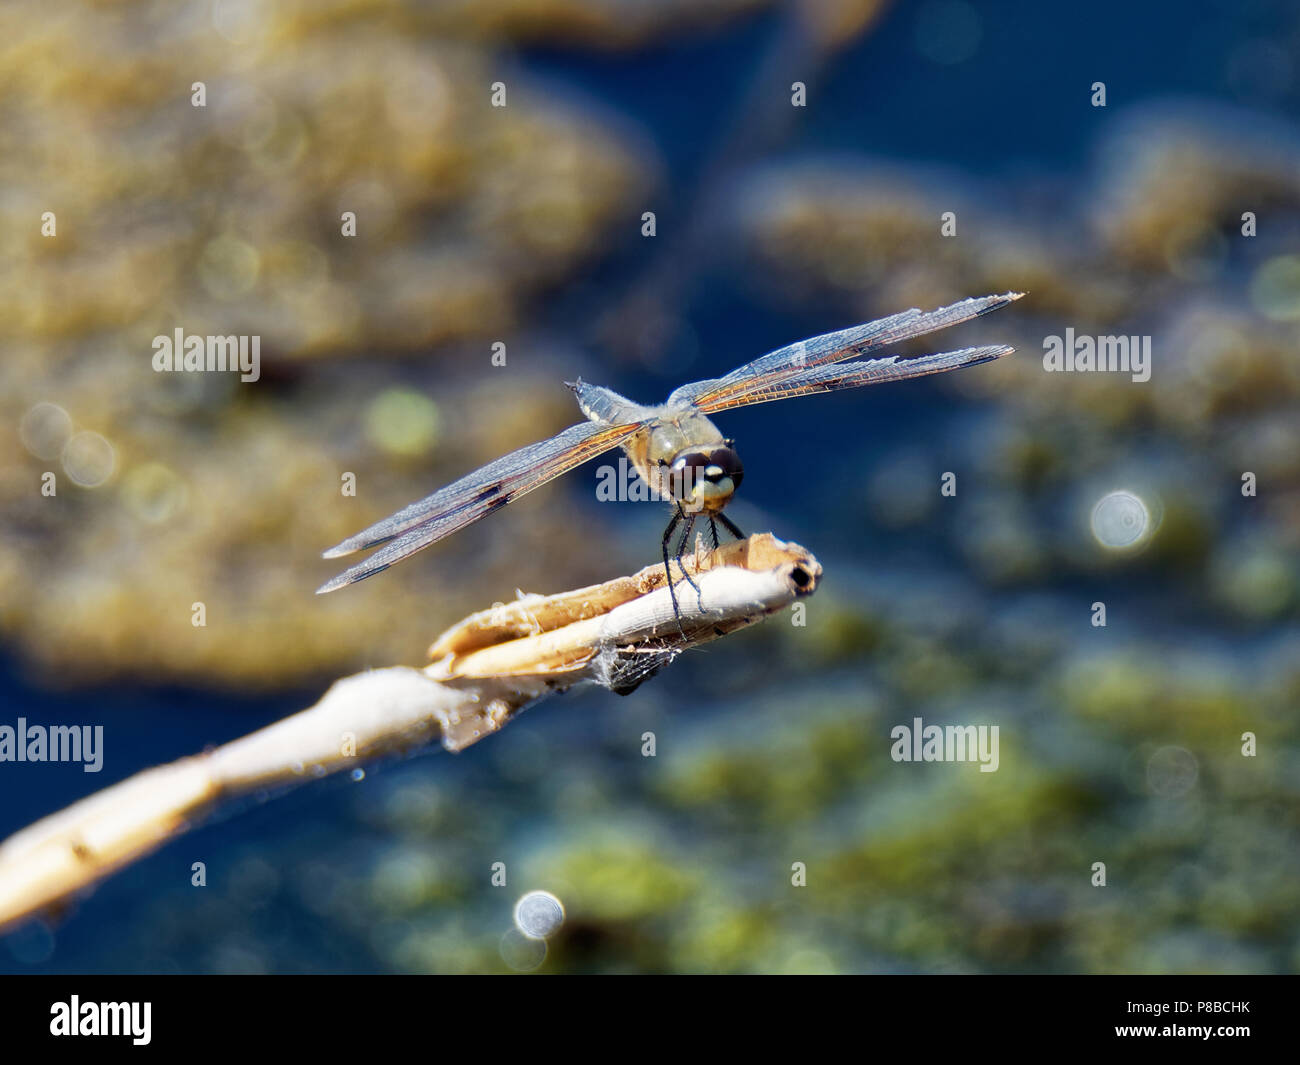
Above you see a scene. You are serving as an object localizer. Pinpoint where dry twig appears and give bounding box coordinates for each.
[0,533,819,932]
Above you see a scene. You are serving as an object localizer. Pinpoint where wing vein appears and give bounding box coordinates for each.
[317,420,641,593]
[668,292,1022,412]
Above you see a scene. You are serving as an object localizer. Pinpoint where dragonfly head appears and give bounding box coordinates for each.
[668,442,744,513]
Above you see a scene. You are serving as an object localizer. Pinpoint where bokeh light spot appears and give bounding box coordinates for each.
[121,462,189,523]
[199,234,261,300]
[1250,255,1300,321]
[1091,490,1150,549]
[61,431,116,487]
[365,389,440,458]
[1147,746,1198,798]
[19,402,73,460]
[499,928,548,971]
[514,890,565,940]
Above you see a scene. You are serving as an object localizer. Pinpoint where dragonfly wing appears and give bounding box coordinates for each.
[317,419,644,593]
[667,292,1022,410]
[690,345,1014,413]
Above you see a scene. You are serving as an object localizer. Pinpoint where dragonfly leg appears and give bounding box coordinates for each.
[674,512,705,611]
[717,511,745,541]
[708,516,720,550]
[674,512,695,557]
[660,509,685,631]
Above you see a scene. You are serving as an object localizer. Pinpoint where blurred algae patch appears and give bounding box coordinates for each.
[0,0,683,685]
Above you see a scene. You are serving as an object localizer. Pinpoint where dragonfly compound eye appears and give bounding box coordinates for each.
[707,446,743,490]
[669,446,743,510]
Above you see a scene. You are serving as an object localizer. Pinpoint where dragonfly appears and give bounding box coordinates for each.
[318,292,1023,619]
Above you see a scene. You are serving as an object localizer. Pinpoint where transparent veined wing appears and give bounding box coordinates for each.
[667,292,1022,413]
[317,420,645,593]
[687,345,1014,413]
